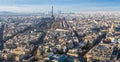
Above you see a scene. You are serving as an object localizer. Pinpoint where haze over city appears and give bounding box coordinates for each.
[0,0,120,13]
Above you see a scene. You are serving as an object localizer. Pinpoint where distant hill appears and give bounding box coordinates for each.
[0,11,19,15]
[0,11,45,16]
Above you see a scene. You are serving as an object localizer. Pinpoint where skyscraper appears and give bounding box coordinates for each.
[0,24,4,50]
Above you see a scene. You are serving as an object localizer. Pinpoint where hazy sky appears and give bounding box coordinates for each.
[0,0,120,13]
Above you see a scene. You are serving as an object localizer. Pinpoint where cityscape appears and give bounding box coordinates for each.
[0,0,120,62]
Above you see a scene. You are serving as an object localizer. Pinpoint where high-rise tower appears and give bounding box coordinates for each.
[0,24,4,50]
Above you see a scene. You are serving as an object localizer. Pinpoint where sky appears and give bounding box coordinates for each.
[0,0,120,13]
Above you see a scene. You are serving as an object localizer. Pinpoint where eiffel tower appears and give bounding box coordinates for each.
[51,6,55,20]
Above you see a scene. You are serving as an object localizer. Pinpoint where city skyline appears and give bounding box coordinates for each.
[0,0,120,13]
[0,0,120,62]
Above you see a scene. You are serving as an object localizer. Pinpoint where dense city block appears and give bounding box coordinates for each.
[0,12,120,62]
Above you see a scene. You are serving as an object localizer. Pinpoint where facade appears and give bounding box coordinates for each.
[0,24,4,50]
